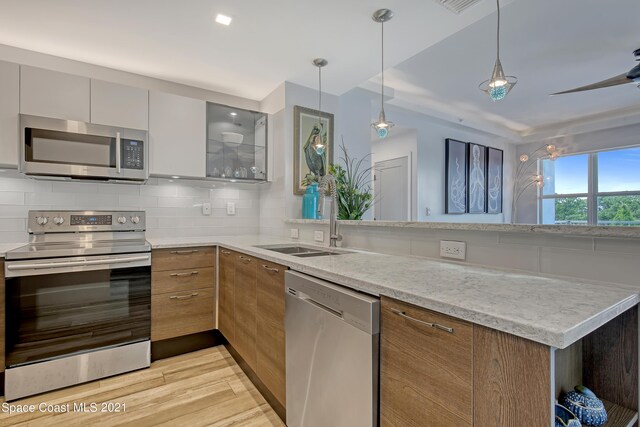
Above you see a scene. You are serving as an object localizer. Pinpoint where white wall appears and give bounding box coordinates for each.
[515,122,640,224]
[258,83,287,237]
[341,89,516,222]
[371,128,418,220]
[0,172,260,244]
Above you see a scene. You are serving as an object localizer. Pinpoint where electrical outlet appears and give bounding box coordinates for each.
[314,230,324,242]
[290,228,299,239]
[202,202,211,216]
[440,240,466,260]
[226,202,236,215]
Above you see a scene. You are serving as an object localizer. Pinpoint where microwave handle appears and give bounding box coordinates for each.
[116,131,121,174]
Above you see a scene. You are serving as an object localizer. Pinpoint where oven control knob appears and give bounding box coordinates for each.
[130,215,140,224]
[53,216,65,225]
[117,216,127,224]
[36,216,48,226]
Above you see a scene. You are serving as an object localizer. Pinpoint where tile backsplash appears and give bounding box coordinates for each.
[285,222,640,286]
[0,172,260,243]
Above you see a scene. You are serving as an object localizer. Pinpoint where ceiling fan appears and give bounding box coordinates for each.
[551,48,640,95]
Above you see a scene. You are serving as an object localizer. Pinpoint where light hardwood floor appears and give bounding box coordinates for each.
[0,346,285,427]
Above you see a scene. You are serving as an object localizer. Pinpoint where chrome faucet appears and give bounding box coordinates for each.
[318,174,342,248]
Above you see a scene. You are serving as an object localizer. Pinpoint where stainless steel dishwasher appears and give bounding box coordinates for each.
[285,270,380,427]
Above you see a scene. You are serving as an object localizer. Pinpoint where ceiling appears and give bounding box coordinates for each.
[374,0,640,139]
[0,0,514,100]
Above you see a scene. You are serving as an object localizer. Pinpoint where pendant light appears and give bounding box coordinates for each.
[312,58,328,155]
[479,0,517,101]
[371,9,394,138]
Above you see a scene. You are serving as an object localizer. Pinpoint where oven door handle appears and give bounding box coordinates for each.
[116,131,122,174]
[6,255,150,273]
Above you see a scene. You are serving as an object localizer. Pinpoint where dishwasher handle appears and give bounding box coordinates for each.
[288,286,343,318]
[303,296,343,319]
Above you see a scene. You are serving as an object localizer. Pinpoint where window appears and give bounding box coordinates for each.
[540,147,640,226]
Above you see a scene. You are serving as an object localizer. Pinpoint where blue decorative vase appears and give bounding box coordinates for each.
[302,183,319,219]
[555,403,581,427]
[561,386,607,427]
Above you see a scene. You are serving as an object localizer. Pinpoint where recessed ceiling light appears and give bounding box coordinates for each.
[215,14,232,26]
[230,112,237,116]
[171,176,180,179]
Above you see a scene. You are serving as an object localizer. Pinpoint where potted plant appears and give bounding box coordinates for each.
[330,141,375,220]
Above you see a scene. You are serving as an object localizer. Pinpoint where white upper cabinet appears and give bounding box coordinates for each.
[149,91,206,178]
[20,65,90,122]
[91,79,149,130]
[0,60,19,168]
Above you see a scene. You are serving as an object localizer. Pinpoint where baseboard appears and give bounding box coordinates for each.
[151,330,224,361]
[225,343,286,423]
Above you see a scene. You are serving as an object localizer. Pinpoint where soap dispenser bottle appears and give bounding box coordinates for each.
[302,183,319,219]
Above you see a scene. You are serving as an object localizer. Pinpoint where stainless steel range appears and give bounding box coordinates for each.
[4,210,151,401]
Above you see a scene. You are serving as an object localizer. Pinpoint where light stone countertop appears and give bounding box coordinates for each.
[285,218,640,238]
[148,235,640,349]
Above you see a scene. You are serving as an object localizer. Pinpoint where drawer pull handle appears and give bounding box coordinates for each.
[170,250,199,255]
[391,309,454,334]
[221,250,231,255]
[239,256,252,263]
[170,271,199,277]
[262,265,279,273]
[170,292,199,300]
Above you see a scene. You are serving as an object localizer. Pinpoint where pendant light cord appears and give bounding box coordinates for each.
[381,20,385,112]
[496,0,501,61]
[318,65,322,128]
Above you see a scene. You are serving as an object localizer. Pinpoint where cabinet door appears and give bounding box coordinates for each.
[380,297,473,426]
[218,247,236,343]
[91,79,148,130]
[20,65,90,122]
[0,61,19,168]
[148,91,206,178]
[256,260,287,406]
[234,253,257,370]
[0,259,4,372]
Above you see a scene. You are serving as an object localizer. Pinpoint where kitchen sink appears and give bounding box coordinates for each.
[254,244,351,257]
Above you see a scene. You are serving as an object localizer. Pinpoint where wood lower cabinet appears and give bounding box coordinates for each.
[151,247,215,341]
[0,258,4,372]
[234,253,258,370]
[218,248,236,344]
[256,260,287,407]
[217,248,287,411]
[380,297,474,426]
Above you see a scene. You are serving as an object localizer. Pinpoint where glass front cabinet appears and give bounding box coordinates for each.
[206,102,268,182]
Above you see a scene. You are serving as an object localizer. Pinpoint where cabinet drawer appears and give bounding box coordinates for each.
[152,267,214,295]
[151,287,215,341]
[152,246,214,272]
[381,297,473,426]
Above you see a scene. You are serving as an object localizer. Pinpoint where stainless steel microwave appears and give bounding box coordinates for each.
[20,115,148,182]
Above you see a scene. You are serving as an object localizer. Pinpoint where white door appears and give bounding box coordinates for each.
[0,60,19,168]
[148,91,206,178]
[91,79,149,130]
[374,157,409,221]
[20,65,90,122]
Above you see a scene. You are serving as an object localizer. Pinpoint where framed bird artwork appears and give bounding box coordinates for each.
[293,105,335,195]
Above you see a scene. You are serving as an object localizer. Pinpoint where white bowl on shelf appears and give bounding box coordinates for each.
[221,132,243,144]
